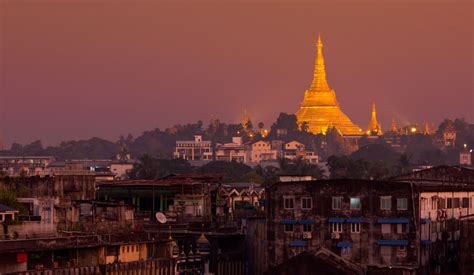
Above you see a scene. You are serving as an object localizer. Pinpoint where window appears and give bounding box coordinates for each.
[462,197,469,208]
[397,198,408,210]
[453,198,460,208]
[331,222,343,233]
[431,197,437,210]
[332,197,343,210]
[448,198,460,208]
[398,245,406,252]
[284,196,295,209]
[127,246,130,253]
[301,197,313,210]
[350,198,361,210]
[380,196,392,210]
[438,198,446,209]
[284,224,294,233]
[122,247,125,253]
[341,247,351,255]
[351,223,360,233]
[381,224,391,234]
[397,223,408,234]
[303,224,312,232]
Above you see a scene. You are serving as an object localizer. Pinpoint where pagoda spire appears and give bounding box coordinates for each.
[310,33,331,91]
[367,102,382,135]
[390,118,398,133]
[242,109,248,130]
[423,122,430,135]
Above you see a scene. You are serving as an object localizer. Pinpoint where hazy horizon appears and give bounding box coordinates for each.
[1,0,472,146]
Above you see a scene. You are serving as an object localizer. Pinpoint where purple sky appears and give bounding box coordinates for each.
[0,0,472,146]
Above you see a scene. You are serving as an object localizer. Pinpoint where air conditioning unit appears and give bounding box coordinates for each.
[302,232,312,239]
[331,232,340,239]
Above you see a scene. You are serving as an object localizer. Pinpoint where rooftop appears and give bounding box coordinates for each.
[0,203,18,212]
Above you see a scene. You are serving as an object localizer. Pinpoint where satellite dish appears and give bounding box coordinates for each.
[155,212,167,224]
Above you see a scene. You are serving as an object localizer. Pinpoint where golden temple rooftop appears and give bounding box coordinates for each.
[296,34,363,136]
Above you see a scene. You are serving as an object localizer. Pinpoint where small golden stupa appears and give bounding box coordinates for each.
[296,34,362,136]
[366,102,382,136]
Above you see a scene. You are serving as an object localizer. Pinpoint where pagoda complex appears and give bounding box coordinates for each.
[296,34,363,136]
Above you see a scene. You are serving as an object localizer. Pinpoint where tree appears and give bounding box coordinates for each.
[351,143,400,164]
[246,120,253,131]
[300,121,309,133]
[0,188,27,215]
[129,155,192,179]
[270,113,298,134]
[130,154,160,179]
[199,161,253,182]
[327,155,370,179]
[277,157,324,179]
[397,154,412,175]
[240,171,264,184]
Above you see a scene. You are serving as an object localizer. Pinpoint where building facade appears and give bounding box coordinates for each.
[173,135,212,161]
[215,137,247,163]
[266,180,419,273]
[283,141,319,164]
[249,140,278,163]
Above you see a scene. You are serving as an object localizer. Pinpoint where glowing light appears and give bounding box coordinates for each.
[410,127,417,133]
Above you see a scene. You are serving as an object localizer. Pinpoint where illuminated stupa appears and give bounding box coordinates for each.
[366,102,382,136]
[296,34,362,136]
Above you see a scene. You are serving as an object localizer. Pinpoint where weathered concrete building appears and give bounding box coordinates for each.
[266,179,419,273]
[96,174,223,223]
[258,166,474,274]
[0,233,175,274]
[459,214,474,274]
[393,166,474,273]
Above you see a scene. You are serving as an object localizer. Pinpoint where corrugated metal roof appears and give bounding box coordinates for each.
[377,217,409,224]
[336,242,353,248]
[0,203,17,212]
[288,240,307,247]
[377,240,409,246]
[298,220,314,225]
[346,217,365,223]
[421,240,432,246]
[328,217,345,223]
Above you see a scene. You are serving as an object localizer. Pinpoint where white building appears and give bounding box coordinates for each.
[174,135,212,161]
[0,156,55,176]
[283,141,319,164]
[249,140,278,163]
[215,137,248,163]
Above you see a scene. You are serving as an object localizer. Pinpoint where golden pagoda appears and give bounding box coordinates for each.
[242,109,249,130]
[423,122,430,135]
[390,118,398,133]
[296,34,362,136]
[366,102,382,136]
